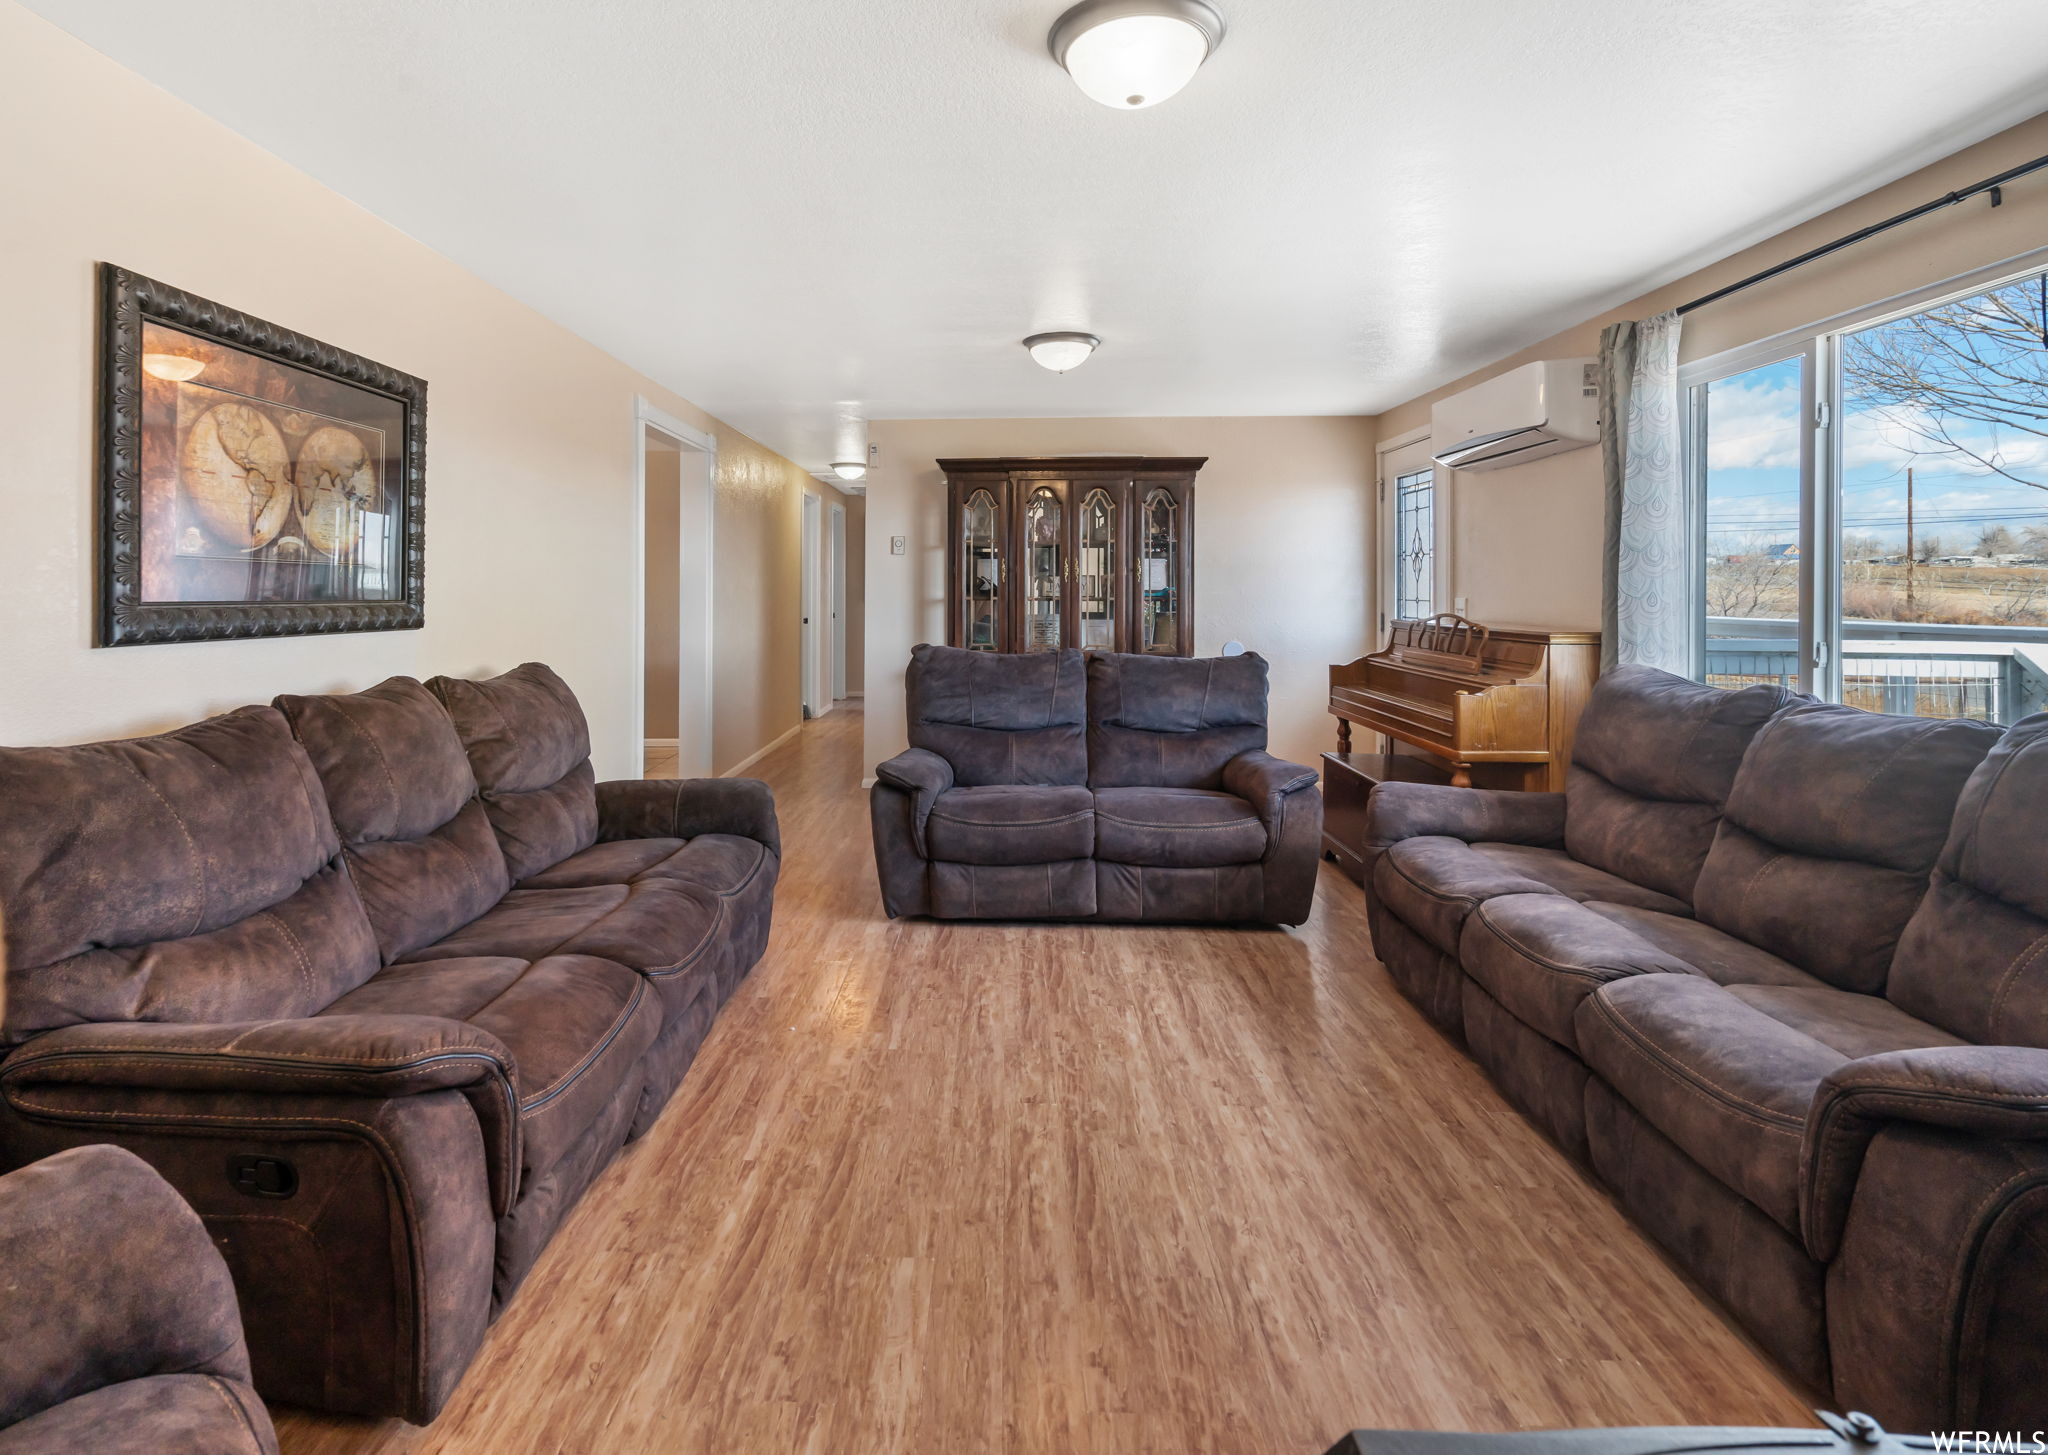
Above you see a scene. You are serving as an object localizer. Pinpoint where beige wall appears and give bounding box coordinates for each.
[0,3,809,779]
[863,417,1377,776]
[1371,111,2048,632]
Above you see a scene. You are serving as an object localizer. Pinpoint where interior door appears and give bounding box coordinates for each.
[1012,478,1071,652]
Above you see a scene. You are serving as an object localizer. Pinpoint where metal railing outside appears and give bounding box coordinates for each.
[1704,617,2048,723]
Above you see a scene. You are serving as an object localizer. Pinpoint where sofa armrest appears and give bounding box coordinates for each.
[0,1144,255,1427]
[875,747,953,800]
[2,1016,521,1216]
[1803,1045,2048,1259]
[2,1014,515,1099]
[1222,750,1319,825]
[597,776,780,857]
[873,748,954,858]
[1364,782,1567,853]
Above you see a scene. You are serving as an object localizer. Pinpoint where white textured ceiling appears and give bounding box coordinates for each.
[25,0,2048,468]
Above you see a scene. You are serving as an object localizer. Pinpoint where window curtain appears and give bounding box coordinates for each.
[1598,311,1689,673]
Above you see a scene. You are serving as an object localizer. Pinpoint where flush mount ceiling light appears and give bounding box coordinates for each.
[1023,331,1101,373]
[1048,0,1225,110]
[830,461,867,481]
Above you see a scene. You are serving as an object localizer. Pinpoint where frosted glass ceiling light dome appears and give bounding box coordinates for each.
[830,461,867,481]
[1023,332,1101,373]
[1049,0,1225,110]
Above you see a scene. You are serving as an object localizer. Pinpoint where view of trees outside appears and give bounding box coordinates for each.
[1839,272,2048,627]
[1703,273,2048,634]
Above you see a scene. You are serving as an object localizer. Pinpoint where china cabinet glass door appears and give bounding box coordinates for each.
[1138,485,1182,654]
[1019,483,1066,652]
[1078,487,1118,650]
[960,487,1003,651]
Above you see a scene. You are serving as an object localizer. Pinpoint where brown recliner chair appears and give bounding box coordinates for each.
[0,1143,278,1454]
[872,645,1321,923]
[0,663,779,1423]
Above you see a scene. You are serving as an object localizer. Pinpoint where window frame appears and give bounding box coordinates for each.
[1680,243,2048,701]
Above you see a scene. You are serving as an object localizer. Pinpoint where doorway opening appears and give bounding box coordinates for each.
[801,489,857,720]
[634,400,716,778]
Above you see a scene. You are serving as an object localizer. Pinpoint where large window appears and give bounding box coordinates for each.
[1689,259,2048,723]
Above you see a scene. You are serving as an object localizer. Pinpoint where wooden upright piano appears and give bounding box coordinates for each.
[1321,616,1599,881]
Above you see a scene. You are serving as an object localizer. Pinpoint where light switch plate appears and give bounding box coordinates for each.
[1453,596,1468,616]
[891,535,906,556]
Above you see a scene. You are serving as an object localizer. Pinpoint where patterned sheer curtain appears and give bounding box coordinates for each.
[1599,311,1690,673]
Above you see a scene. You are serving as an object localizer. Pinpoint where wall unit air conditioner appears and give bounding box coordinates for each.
[1430,358,1600,471]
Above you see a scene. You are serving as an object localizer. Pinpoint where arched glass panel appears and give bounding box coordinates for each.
[962,488,1001,650]
[1079,488,1117,649]
[1139,487,1180,653]
[1023,485,1064,651]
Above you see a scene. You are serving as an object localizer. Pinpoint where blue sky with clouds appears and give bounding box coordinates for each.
[1704,293,2048,556]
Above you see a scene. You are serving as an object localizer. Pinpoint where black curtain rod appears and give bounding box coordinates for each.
[1674,150,2048,316]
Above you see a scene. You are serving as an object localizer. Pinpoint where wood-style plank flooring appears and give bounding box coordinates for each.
[274,704,1810,1454]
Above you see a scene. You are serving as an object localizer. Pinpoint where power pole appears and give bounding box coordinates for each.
[1905,466,1916,618]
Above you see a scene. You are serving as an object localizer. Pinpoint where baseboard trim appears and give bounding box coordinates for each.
[860,776,878,790]
[721,723,801,778]
[643,737,680,750]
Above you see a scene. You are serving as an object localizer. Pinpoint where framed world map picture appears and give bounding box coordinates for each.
[98,264,426,645]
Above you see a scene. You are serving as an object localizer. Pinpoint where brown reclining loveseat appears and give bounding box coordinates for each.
[1365,664,2048,1429]
[0,663,779,1422]
[872,645,1322,923]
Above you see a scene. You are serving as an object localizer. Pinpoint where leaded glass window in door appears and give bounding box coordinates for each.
[1394,467,1435,620]
[1022,485,1064,651]
[1139,487,1181,653]
[1078,488,1117,649]
[961,489,1002,650]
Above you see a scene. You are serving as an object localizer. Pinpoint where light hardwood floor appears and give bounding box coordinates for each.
[274,704,1811,1454]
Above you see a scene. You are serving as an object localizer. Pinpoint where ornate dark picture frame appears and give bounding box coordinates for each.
[98,264,426,645]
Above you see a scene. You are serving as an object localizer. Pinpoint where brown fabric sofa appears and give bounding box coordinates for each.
[872,645,1322,923]
[0,1143,278,1454]
[1365,663,2048,1429]
[0,664,779,1423]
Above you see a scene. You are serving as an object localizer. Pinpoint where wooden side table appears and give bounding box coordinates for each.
[1320,751,1453,885]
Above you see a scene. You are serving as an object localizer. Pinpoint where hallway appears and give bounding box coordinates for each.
[275,705,1810,1455]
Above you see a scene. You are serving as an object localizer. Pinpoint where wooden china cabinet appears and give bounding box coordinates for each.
[940,456,1202,656]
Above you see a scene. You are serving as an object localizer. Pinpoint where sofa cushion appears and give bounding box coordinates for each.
[429,664,599,880]
[1576,973,1962,1234]
[0,707,379,1043]
[1693,704,2001,993]
[0,1375,277,1455]
[1890,712,2048,1046]
[1086,652,1268,790]
[905,644,1086,787]
[322,953,660,1190]
[1373,837,1687,959]
[1564,667,1801,904]
[923,786,1094,866]
[1463,894,1822,1049]
[520,835,768,898]
[398,881,722,987]
[275,676,512,960]
[1092,788,1267,868]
